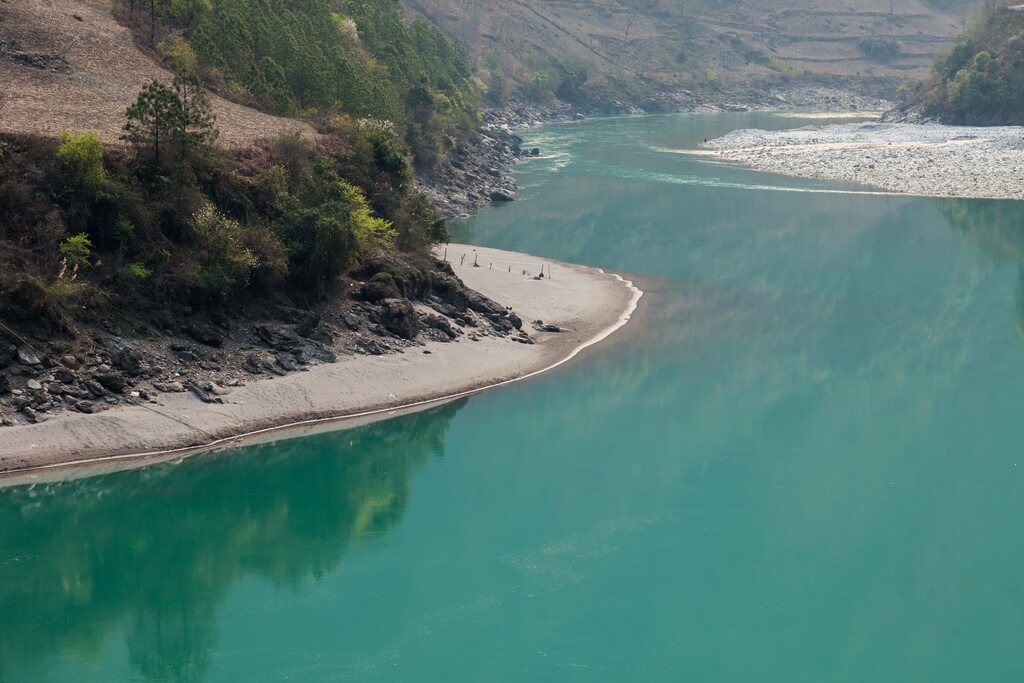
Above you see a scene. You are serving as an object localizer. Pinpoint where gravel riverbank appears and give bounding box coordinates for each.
[701,122,1024,200]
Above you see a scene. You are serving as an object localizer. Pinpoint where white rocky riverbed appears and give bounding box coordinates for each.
[701,122,1024,200]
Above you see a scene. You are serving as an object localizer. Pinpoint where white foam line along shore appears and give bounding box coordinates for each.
[0,244,641,481]
[699,122,1024,200]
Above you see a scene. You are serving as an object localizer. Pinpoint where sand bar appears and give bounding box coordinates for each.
[700,122,1024,200]
[0,244,641,477]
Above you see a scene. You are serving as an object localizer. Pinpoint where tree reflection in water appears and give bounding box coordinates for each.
[0,399,466,682]
[942,198,1024,342]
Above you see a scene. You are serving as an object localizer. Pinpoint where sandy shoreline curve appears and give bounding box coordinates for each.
[0,244,641,479]
[700,122,1024,200]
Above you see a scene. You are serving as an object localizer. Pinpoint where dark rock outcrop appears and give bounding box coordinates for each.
[374,299,421,340]
[93,369,127,393]
[188,322,227,347]
[255,323,302,351]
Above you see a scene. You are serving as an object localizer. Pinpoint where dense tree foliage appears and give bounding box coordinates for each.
[142,0,479,169]
[0,79,450,327]
[910,2,1024,124]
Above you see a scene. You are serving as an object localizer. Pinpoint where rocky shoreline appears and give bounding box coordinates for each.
[416,101,584,220]
[0,255,531,429]
[418,86,891,220]
[0,244,639,472]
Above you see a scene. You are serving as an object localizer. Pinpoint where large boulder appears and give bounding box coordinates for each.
[490,190,515,202]
[17,346,42,366]
[359,256,430,300]
[375,299,421,340]
[422,314,461,340]
[114,348,150,376]
[360,273,401,303]
[254,323,302,351]
[188,322,227,347]
[93,369,128,393]
[53,365,77,384]
[466,290,507,316]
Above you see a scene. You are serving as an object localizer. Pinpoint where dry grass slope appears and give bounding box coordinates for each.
[0,0,314,145]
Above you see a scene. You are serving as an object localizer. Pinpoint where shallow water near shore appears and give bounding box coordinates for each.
[4,113,1024,681]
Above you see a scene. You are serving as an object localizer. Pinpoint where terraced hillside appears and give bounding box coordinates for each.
[403,0,985,102]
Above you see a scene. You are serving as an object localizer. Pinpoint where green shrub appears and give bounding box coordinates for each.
[857,36,901,63]
[188,202,256,300]
[55,131,106,193]
[396,193,449,253]
[240,222,289,288]
[127,262,153,280]
[59,233,94,269]
[275,171,393,292]
[113,215,136,243]
[156,35,199,74]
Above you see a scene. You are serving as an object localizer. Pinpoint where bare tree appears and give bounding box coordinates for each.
[623,10,638,43]
[633,40,656,79]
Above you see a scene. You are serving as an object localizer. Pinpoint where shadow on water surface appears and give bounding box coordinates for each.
[0,399,466,682]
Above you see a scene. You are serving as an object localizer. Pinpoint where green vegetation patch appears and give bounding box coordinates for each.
[138,0,479,169]
[915,2,1024,124]
[0,78,450,330]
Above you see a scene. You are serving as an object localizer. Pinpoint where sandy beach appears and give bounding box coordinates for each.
[700,122,1024,200]
[0,244,640,476]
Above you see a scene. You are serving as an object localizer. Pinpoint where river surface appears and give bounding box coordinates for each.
[3,113,1024,682]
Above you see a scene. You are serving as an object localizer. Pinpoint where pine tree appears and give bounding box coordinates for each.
[121,80,181,168]
[172,71,219,157]
[121,76,217,169]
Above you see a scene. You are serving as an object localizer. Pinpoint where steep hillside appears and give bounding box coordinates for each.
[0,0,312,144]
[403,0,985,105]
[887,1,1024,124]
[142,0,479,169]
[0,0,504,430]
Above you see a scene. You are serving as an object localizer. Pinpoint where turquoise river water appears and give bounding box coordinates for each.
[2,113,1023,681]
